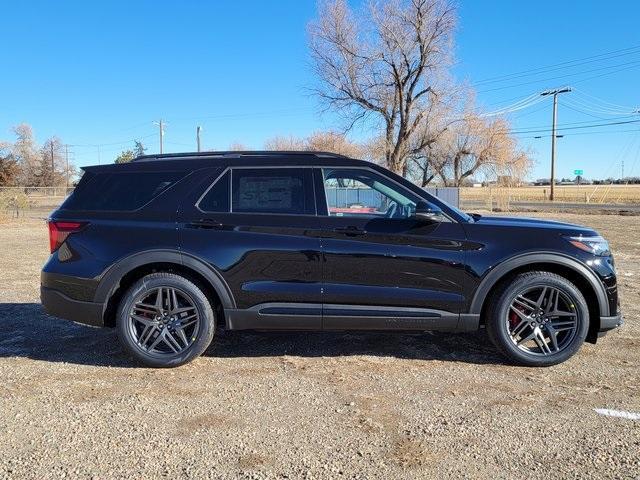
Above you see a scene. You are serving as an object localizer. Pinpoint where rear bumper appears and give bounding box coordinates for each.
[41,286,104,327]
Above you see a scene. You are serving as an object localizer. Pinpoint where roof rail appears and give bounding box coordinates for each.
[132,150,349,162]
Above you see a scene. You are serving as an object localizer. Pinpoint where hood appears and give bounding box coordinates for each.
[473,215,595,235]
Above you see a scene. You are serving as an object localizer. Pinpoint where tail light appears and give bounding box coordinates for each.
[48,220,87,253]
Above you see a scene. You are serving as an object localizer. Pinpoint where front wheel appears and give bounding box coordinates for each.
[486,271,589,367]
[116,272,215,367]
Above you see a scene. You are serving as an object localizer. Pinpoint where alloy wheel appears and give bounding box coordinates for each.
[506,285,579,356]
[127,286,200,356]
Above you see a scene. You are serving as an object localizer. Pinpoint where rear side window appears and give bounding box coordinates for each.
[62,171,183,211]
[231,168,315,215]
[198,171,230,212]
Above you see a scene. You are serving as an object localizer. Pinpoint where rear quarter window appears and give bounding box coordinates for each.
[62,171,184,211]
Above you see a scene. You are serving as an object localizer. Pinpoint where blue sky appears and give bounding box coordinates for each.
[1,0,639,180]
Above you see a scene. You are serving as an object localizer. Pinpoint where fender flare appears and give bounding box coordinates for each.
[469,252,609,317]
[94,249,236,310]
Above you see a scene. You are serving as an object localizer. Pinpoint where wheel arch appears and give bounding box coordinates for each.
[95,250,235,328]
[470,253,609,343]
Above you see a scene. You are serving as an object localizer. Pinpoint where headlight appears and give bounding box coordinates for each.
[565,235,610,256]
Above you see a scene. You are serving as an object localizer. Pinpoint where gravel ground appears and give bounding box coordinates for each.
[0,212,638,479]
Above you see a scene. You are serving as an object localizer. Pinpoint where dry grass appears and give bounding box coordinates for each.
[460,184,640,205]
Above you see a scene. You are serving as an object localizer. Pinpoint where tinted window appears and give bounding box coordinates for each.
[62,171,183,211]
[231,168,314,214]
[198,171,230,212]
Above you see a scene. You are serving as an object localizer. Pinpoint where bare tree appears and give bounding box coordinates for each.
[264,131,365,158]
[11,124,40,186]
[306,131,365,157]
[3,124,76,187]
[264,136,306,151]
[309,0,456,175]
[37,137,66,187]
[228,142,249,151]
[430,112,532,186]
[0,142,19,186]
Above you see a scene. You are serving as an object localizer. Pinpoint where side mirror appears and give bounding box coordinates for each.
[413,201,443,222]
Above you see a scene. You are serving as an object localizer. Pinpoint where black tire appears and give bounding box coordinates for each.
[486,271,589,367]
[116,272,215,368]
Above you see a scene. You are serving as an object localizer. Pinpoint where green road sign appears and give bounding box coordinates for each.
[574,169,583,175]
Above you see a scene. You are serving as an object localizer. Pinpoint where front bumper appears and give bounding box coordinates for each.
[597,311,623,337]
[41,286,104,327]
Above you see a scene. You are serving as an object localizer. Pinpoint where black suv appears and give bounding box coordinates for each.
[41,151,622,367]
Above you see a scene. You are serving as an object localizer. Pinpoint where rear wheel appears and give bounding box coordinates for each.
[116,272,215,367]
[486,271,589,367]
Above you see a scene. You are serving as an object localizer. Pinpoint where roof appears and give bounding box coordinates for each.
[80,151,380,175]
[132,150,349,162]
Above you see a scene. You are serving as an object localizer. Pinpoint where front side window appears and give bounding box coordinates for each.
[231,168,315,215]
[322,168,419,219]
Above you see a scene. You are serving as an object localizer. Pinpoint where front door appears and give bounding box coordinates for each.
[316,167,467,331]
[178,166,323,329]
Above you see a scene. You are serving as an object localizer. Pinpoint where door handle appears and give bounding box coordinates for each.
[333,226,367,236]
[187,219,224,230]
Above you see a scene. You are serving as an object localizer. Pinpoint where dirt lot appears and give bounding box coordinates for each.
[0,212,638,479]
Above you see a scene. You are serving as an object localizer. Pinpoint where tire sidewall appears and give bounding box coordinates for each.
[116,274,215,368]
[492,274,589,366]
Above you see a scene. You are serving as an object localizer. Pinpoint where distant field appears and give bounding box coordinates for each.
[460,184,640,205]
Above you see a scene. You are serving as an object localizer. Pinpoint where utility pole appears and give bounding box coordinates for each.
[541,87,571,201]
[622,160,624,180]
[153,120,165,153]
[155,119,164,154]
[65,144,69,189]
[197,126,202,152]
[50,142,55,188]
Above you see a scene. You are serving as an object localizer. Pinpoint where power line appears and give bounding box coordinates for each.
[562,96,638,115]
[172,107,312,122]
[69,132,158,148]
[515,128,640,139]
[509,118,640,135]
[573,88,639,111]
[478,59,640,93]
[561,101,620,119]
[508,113,640,131]
[472,44,640,85]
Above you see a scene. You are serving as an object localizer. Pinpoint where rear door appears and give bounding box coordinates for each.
[316,167,467,331]
[178,165,323,330]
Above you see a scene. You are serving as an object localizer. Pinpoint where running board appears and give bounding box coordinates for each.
[226,303,479,332]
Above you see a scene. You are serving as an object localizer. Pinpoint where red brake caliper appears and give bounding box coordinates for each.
[508,308,520,328]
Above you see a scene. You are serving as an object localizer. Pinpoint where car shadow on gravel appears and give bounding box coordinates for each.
[207,330,504,365]
[0,303,505,367]
[0,303,131,367]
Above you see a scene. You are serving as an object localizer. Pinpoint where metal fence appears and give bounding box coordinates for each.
[325,188,382,209]
[424,187,460,208]
[0,186,74,197]
[0,187,73,219]
[326,186,461,210]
